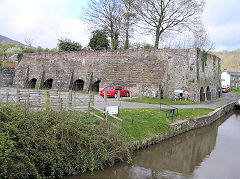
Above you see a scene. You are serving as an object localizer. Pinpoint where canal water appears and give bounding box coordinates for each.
[71,111,240,179]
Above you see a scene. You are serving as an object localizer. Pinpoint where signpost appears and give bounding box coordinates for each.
[105,106,119,117]
[184,90,189,101]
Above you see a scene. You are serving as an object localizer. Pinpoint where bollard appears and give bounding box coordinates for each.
[38,90,41,106]
[104,91,107,102]
[105,110,108,121]
[44,91,50,109]
[16,90,20,103]
[68,90,72,110]
[87,91,92,117]
[117,90,120,101]
[6,92,9,103]
[130,91,132,101]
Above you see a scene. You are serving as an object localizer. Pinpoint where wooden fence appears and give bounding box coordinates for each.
[2,61,18,67]
[0,89,94,111]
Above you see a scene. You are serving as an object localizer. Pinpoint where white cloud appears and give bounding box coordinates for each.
[203,0,240,51]
[0,0,90,48]
[1,0,240,51]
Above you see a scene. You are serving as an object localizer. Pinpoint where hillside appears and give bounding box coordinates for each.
[214,49,240,72]
[0,35,25,46]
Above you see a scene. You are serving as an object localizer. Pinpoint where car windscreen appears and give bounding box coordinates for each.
[104,87,114,90]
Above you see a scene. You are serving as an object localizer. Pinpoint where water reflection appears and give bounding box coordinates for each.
[70,111,238,179]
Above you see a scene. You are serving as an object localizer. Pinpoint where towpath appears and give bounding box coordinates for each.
[94,93,237,110]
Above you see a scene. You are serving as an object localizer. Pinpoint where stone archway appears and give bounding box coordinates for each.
[28,78,37,89]
[200,87,205,102]
[73,79,84,91]
[206,86,211,101]
[43,79,53,89]
[92,80,101,92]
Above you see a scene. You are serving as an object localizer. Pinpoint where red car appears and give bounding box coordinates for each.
[222,87,230,93]
[100,86,130,98]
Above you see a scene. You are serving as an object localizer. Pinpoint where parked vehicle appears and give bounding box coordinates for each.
[100,86,130,98]
[236,98,240,106]
[222,87,230,93]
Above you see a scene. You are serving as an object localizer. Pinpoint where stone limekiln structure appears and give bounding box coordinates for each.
[13,48,221,102]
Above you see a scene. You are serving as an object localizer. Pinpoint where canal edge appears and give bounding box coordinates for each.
[130,101,236,151]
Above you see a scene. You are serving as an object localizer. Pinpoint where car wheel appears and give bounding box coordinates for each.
[126,92,129,97]
[114,94,117,98]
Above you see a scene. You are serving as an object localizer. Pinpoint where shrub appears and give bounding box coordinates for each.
[0,104,131,178]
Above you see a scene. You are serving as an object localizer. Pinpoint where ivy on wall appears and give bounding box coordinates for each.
[196,58,200,81]
[197,48,208,72]
[213,55,217,66]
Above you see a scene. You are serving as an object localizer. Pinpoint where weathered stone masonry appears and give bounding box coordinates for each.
[13,48,221,102]
[0,67,15,87]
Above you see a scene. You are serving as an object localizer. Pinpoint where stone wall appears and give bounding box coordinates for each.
[13,48,221,102]
[0,67,15,87]
[131,101,235,150]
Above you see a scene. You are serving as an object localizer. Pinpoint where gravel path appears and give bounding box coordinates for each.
[94,93,237,110]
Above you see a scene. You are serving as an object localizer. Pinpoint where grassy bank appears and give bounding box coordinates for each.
[230,89,240,97]
[95,108,213,142]
[122,96,195,105]
[0,104,131,178]
[0,104,213,178]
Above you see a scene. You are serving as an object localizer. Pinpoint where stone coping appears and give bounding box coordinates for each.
[131,101,236,151]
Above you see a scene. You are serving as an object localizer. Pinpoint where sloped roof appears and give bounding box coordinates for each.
[228,72,240,76]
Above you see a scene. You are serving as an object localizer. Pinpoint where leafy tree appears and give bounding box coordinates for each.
[136,0,205,49]
[44,48,49,52]
[89,30,110,50]
[5,47,22,59]
[36,46,44,52]
[86,0,122,50]
[57,38,82,52]
[50,48,58,52]
[23,47,36,53]
[130,42,154,50]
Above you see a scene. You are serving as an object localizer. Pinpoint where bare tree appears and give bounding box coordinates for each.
[136,0,205,49]
[24,37,34,47]
[163,27,215,51]
[121,0,138,50]
[193,28,215,51]
[85,0,122,50]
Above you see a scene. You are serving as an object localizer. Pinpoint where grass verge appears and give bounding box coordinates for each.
[230,89,240,97]
[94,108,214,142]
[122,96,195,105]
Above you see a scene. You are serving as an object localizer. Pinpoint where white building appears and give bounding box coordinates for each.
[221,72,230,88]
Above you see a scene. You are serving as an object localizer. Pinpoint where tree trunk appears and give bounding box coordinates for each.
[110,23,115,50]
[154,27,161,49]
[124,19,129,50]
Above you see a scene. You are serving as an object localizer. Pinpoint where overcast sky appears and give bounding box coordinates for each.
[0,0,239,51]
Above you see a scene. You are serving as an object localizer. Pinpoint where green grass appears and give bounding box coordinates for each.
[93,108,213,142]
[122,96,196,105]
[230,89,240,97]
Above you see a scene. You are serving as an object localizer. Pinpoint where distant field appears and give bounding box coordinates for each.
[215,49,240,72]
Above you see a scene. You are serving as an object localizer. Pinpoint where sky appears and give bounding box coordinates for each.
[0,0,239,51]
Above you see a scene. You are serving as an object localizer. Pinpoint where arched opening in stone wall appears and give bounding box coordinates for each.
[206,86,211,101]
[43,79,53,89]
[92,80,101,92]
[73,79,84,91]
[216,86,221,98]
[28,78,37,89]
[200,87,205,102]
